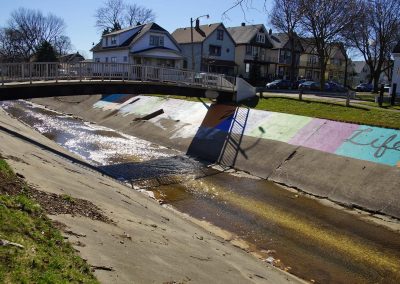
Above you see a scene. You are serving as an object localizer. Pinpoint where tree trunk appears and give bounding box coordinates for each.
[372,71,381,93]
[289,36,296,82]
[319,54,326,90]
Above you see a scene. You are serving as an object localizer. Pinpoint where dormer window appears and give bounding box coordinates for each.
[217,30,224,41]
[150,35,164,46]
[257,33,265,44]
[111,36,117,45]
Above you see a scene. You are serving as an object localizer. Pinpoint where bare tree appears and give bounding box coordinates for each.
[53,35,72,55]
[345,0,400,92]
[95,0,126,31]
[95,0,155,32]
[0,28,27,62]
[270,0,302,81]
[0,8,70,62]
[125,4,155,26]
[298,0,360,89]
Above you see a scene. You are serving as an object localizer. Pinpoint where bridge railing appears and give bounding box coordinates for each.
[0,62,236,91]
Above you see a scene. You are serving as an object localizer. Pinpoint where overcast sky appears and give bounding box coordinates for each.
[0,0,272,58]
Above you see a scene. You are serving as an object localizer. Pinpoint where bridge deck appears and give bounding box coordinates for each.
[0,62,236,101]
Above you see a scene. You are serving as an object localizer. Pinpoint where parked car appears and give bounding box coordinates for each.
[356,83,373,92]
[298,81,320,90]
[326,81,347,92]
[266,79,292,89]
[292,79,308,89]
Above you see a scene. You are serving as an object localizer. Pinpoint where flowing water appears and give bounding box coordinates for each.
[2,100,400,284]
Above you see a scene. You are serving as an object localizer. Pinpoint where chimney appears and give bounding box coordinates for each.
[269,28,272,35]
[241,22,246,27]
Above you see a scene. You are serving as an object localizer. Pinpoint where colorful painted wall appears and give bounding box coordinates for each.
[93,95,400,168]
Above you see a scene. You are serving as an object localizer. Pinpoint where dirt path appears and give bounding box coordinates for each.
[0,108,303,284]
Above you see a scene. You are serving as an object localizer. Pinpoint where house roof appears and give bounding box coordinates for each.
[59,52,85,63]
[171,23,223,44]
[269,33,288,49]
[352,61,366,73]
[226,24,264,44]
[91,22,173,52]
[394,41,400,53]
[300,38,317,54]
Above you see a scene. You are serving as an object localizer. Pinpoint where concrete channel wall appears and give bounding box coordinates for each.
[32,95,400,219]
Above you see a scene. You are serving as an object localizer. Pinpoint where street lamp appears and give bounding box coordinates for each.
[190,14,209,71]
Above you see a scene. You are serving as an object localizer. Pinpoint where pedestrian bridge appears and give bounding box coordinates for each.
[0,62,255,102]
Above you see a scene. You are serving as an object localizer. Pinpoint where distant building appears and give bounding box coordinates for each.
[227,23,274,85]
[268,32,303,81]
[91,22,185,69]
[325,43,347,84]
[350,60,392,87]
[351,61,370,85]
[298,38,321,82]
[172,23,236,76]
[393,41,400,96]
[59,52,85,64]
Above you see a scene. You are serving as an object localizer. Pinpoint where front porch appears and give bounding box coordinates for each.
[131,47,185,69]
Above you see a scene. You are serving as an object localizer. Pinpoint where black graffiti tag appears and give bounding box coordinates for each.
[344,128,400,158]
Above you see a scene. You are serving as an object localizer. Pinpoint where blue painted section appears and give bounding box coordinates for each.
[215,115,234,132]
[100,94,127,103]
[335,126,400,166]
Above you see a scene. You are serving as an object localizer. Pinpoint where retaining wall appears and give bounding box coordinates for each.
[32,94,400,219]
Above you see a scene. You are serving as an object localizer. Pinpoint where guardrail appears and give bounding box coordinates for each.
[0,62,236,92]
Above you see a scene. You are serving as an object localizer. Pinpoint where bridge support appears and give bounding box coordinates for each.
[235,77,256,103]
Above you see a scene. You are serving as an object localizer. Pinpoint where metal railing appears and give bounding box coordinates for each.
[0,62,236,91]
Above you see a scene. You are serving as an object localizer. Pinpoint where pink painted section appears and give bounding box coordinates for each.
[289,120,360,153]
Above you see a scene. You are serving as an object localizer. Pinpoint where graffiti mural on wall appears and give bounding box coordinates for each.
[93,95,400,168]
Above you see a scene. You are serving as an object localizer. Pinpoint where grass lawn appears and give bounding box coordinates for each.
[250,97,400,129]
[0,158,98,283]
[145,94,400,129]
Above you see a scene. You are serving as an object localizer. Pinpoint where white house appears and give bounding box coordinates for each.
[393,41,400,96]
[91,23,185,69]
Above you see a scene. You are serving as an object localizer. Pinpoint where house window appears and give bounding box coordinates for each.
[217,30,224,40]
[111,36,117,45]
[105,57,109,63]
[94,58,100,62]
[150,35,164,46]
[256,33,265,44]
[105,37,109,46]
[123,56,128,62]
[111,57,117,63]
[246,45,252,55]
[245,63,250,73]
[209,45,221,56]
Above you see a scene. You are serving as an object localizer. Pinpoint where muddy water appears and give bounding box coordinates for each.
[2,100,400,284]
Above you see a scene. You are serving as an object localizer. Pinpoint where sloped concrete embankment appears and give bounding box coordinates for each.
[32,95,400,219]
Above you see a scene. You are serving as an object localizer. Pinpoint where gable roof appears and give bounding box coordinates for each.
[269,33,304,52]
[394,41,400,53]
[91,22,177,52]
[300,38,317,54]
[172,23,229,44]
[226,24,265,44]
[59,52,85,63]
[352,61,366,73]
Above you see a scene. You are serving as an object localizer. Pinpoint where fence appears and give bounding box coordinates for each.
[0,62,236,91]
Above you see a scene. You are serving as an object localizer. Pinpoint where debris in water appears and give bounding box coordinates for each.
[265,256,275,264]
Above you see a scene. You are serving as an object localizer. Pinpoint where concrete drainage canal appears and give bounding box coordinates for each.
[2,100,400,284]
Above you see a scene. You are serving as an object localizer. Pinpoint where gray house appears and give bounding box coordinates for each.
[172,23,236,76]
[227,24,274,85]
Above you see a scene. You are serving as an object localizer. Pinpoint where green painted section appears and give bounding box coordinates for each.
[249,113,313,142]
